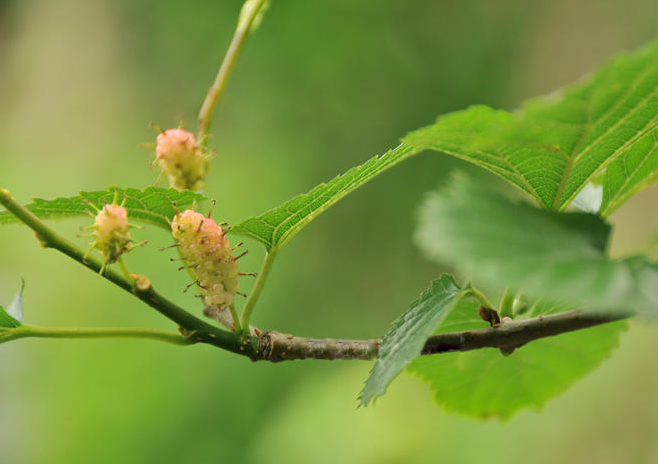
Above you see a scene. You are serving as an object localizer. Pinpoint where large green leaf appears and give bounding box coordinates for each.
[415,174,658,318]
[405,40,658,212]
[407,299,627,419]
[232,40,658,252]
[0,187,204,230]
[232,144,419,250]
[359,274,464,406]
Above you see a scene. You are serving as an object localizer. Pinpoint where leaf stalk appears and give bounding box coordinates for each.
[239,247,277,333]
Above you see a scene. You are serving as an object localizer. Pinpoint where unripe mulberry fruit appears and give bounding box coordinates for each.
[155,128,207,191]
[171,209,241,308]
[94,204,130,263]
[82,190,144,275]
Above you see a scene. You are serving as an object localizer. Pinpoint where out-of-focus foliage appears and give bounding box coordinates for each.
[416,174,658,318]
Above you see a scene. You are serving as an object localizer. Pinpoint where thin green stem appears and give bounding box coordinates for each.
[0,188,257,357]
[239,247,277,332]
[196,0,268,142]
[3,325,194,346]
[465,285,493,309]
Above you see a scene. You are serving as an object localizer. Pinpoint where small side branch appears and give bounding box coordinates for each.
[255,310,628,362]
[421,309,628,355]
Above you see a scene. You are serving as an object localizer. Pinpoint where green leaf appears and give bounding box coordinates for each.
[0,280,24,328]
[407,299,627,419]
[359,274,464,406]
[233,40,658,251]
[415,174,658,318]
[404,40,658,212]
[0,187,205,230]
[232,144,419,250]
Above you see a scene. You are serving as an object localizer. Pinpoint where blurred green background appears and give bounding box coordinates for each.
[1,0,658,462]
